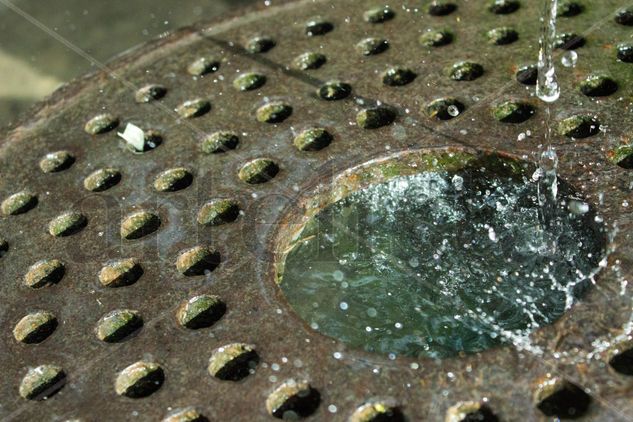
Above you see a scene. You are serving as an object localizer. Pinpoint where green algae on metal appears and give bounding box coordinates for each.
[265,379,319,418]
[233,72,267,91]
[115,361,164,398]
[25,259,65,288]
[84,168,121,192]
[84,113,119,135]
[201,131,239,154]
[19,365,65,400]
[425,98,464,120]
[13,311,57,344]
[557,115,600,138]
[491,100,535,123]
[488,0,520,14]
[197,199,240,226]
[208,343,259,380]
[486,27,518,45]
[557,0,583,17]
[292,51,326,70]
[176,246,220,276]
[363,6,395,23]
[428,1,457,16]
[162,407,207,422]
[448,61,484,81]
[187,57,220,76]
[48,212,87,237]
[95,309,143,342]
[246,36,275,53]
[516,64,538,85]
[1,190,37,216]
[382,67,417,86]
[579,74,618,97]
[99,258,143,287]
[350,402,402,422]
[317,80,352,100]
[154,168,193,192]
[609,144,633,169]
[356,106,396,129]
[39,151,75,173]
[293,128,332,151]
[419,29,453,47]
[134,84,167,103]
[120,211,160,240]
[445,401,497,422]
[256,102,292,123]
[175,98,211,118]
[356,37,389,56]
[305,17,333,36]
[177,294,226,329]
[239,158,279,184]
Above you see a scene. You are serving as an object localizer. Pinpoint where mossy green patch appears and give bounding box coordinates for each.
[95,309,142,342]
[579,75,618,97]
[293,128,332,151]
[448,61,484,81]
[48,212,87,237]
[1,190,37,215]
[492,101,534,123]
[187,57,219,76]
[318,80,352,100]
[356,37,389,55]
[292,51,326,70]
[176,246,220,276]
[176,98,211,118]
[557,115,600,138]
[84,113,118,135]
[201,131,239,154]
[84,168,121,192]
[197,199,240,226]
[382,67,416,86]
[19,365,65,400]
[256,102,292,123]
[39,150,75,173]
[239,159,279,184]
[99,258,143,287]
[25,259,65,288]
[177,295,225,329]
[363,6,395,23]
[486,27,518,45]
[233,72,266,91]
[356,107,396,129]
[115,361,164,398]
[13,311,57,343]
[419,29,453,47]
[154,168,193,192]
[120,211,160,240]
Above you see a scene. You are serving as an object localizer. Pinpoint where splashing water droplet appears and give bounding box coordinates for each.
[561,50,578,67]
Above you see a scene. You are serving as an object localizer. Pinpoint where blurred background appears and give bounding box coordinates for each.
[0,0,259,129]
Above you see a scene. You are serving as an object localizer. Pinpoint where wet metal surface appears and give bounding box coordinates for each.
[1,0,633,420]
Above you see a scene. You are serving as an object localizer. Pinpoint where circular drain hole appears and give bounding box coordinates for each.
[277,152,605,358]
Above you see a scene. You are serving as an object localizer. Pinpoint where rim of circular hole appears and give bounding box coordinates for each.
[269,146,609,365]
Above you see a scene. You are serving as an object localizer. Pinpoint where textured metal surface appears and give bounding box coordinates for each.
[1,0,633,420]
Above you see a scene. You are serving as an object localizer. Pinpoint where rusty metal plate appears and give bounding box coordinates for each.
[1,0,633,420]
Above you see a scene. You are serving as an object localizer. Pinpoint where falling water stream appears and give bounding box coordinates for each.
[535,0,561,229]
